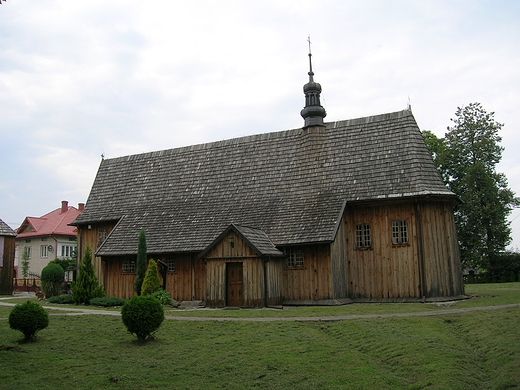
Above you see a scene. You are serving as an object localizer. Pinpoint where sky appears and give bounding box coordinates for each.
[1,0,519,248]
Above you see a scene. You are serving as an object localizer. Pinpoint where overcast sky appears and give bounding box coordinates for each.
[1,1,519,248]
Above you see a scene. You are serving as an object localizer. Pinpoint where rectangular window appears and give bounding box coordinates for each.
[40,245,49,258]
[355,224,371,248]
[392,220,408,245]
[122,259,136,273]
[61,245,76,258]
[98,228,107,246]
[25,246,32,259]
[166,259,175,272]
[286,250,304,268]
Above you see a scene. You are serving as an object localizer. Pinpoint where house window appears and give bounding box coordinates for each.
[40,245,49,258]
[392,220,408,245]
[122,259,135,273]
[25,246,32,259]
[355,224,371,249]
[166,259,175,272]
[61,245,76,258]
[98,228,107,246]
[286,250,304,268]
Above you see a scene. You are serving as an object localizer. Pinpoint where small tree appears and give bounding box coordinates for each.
[72,246,105,304]
[141,259,162,296]
[21,247,30,278]
[41,263,64,298]
[134,229,147,295]
[121,295,164,342]
[9,301,49,342]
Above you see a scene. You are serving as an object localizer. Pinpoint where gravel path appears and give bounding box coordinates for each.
[1,300,519,322]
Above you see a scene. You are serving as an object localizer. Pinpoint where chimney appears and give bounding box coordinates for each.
[61,200,68,214]
[78,203,85,212]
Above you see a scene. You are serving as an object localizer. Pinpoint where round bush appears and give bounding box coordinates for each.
[121,296,164,341]
[41,263,64,298]
[9,301,49,341]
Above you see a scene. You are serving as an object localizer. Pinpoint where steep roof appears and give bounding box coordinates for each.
[16,202,82,239]
[197,224,284,259]
[0,218,16,237]
[74,109,455,256]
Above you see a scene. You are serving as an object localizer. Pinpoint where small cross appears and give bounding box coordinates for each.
[307,35,312,54]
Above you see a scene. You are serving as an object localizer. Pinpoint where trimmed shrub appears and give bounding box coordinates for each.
[121,295,164,341]
[47,294,75,304]
[151,288,172,306]
[41,263,64,298]
[89,297,127,307]
[72,246,105,304]
[9,301,49,341]
[141,259,161,296]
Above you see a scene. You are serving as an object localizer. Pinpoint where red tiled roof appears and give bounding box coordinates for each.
[16,202,82,238]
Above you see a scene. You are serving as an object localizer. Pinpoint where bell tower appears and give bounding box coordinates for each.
[300,36,327,128]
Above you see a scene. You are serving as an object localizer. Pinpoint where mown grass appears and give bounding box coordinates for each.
[0,283,519,389]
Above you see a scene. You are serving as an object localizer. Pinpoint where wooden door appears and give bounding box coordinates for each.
[226,262,243,307]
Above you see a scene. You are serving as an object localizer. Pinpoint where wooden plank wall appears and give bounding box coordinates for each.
[103,253,206,301]
[77,222,117,286]
[283,244,331,300]
[104,258,135,299]
[203,231,268,307]
[162,254,206,301]
[0,236,15,295]
[418,201,463,297]
[344,203,420,299]
[265,259,284,306]
[330,220,348,299]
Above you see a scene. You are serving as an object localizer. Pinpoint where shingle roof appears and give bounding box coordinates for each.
[74,109,455,256]
[197,224,284,258]
[0,218,16,237]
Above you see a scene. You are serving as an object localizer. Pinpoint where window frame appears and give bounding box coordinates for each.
[355,223,372,249]
[285,249,304,269]
[122,259,136,274]
[391,220,409,246]
[40,245,49,258]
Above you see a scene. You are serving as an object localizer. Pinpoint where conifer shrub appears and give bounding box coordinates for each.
[89,297,127,307]
[121,295,164,341]
[134,229,147,295]
[47,294,75,304]
[141,259,162,296]
[72,246,105,304]
[9,301,49,341]
[41,263,65,298]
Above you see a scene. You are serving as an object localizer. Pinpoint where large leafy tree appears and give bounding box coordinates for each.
[424,103,519,270]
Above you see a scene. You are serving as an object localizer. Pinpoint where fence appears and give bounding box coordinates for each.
[13,278,41,293]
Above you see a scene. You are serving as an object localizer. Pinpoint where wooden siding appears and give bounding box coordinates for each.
[103,253,206,301]
[202,231,283,307]
[418,202,463,297]
[343,200,463,299]
[283,244,332,300]
[77,222,117,286]
[344,203,420,299]
[0,236,15,295]
[330,218,348,299]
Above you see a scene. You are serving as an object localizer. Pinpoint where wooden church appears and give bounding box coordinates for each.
[72,51,464,306]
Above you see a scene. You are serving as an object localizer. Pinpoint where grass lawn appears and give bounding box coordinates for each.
[0,283,519,389]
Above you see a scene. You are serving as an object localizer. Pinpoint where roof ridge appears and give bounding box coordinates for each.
[103,109,413,163]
